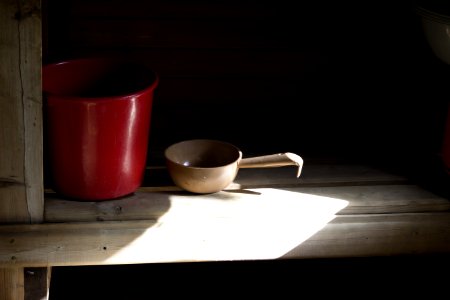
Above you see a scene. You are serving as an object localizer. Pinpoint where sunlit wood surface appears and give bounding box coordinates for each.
[1,164,449,268]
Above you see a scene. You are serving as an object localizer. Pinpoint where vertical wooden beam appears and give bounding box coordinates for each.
[0,0,43,223]
[0,268,25,300]
[0,1,47,299]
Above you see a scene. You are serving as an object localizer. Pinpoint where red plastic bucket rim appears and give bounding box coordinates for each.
[43,57,159,101]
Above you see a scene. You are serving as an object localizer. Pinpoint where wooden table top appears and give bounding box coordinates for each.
[1,162,449,267]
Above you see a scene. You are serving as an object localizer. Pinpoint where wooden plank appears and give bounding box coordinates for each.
[299,185,450,214]
[44,162,412,220]
[0,0,46,299]
[0,268,25,299]
[45,163,414,222]
[1,1,29,223]
[283,212,450,259]
[1,211,450,267]
[44,185,450,223]
[0,0,43,224]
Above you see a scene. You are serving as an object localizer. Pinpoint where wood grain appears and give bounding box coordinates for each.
[44,184,450,223]
[0,268,25,300]
[1,211,450,267]
[283,212,450,259]
[0,0,43,224]
[36,165,449,267]
[0,0,46,299]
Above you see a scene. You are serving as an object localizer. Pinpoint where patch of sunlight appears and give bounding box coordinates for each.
[104,188,348,264]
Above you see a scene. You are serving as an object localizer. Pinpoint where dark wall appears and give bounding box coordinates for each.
[43,0,449,167]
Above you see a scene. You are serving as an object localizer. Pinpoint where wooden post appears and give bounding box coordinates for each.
[0,0,47,299]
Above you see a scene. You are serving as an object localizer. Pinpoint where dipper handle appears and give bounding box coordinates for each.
[238,153,303,177]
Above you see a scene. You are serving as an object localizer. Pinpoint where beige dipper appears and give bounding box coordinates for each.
[165,139,303,194]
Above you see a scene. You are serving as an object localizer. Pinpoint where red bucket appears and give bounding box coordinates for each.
[43,57,159,201]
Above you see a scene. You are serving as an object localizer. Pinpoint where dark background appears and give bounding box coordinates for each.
[43,0,449,298]
[43,0,449,167]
